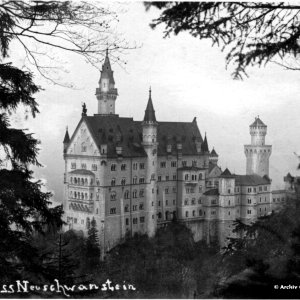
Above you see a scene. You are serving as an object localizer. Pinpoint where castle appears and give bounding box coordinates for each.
[62,52,285,253]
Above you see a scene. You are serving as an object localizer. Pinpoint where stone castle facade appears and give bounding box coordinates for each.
[62,52,285,253]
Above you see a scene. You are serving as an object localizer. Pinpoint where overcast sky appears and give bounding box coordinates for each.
[11,2,300,202]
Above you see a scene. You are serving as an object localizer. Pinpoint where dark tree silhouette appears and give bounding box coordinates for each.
[145,2,300,78]
[0,1,131,282]
[85,217,101,270]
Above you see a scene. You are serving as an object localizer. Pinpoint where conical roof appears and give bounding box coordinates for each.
[221,168,232,176]
[210,148,218,157]
[100,49,115,84]
[201,133,209,152]
[143,88,156,122]
[63,128,70,144]
[250,116,266,127]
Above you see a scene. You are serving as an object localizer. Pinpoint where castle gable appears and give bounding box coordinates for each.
[66,119,99,156]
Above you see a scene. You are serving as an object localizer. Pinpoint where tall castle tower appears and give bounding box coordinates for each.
[142,88,158,237]
[95,50,118,115]
[244,117,272,177]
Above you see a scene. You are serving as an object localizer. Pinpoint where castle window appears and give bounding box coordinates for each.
[186,211,189,218]
[192,198,196,205]
[139,163,145,169]
[228,200,231,205]
[74,178,77,184]
[80,178,84,185]
[248,187,252,193]
[121,164,126,171]
[171,161,177,167]
[96,180,100,186]
[140,217,145,223]
[152,201,154,206]
[185,174,189,181]
[90,193,93,199]
[228,189,231,194]
[74,218,77,224]
[165,188,169,194]
[158,201,161,206]
[110,208,116,214]
[182,161,187,167]
[160,162,166,168]
[139,177,145,184]
[254,187,257,193]
[173,199,175,205]
[247,209,251,215]
[166,200,168,206]
[125,218,129,226]
[96,208,98,214]
[71,162,76,169]
[111,178,116,186]
[133,190,137,198]
[139,203,144,210]
[259,186,262,191]
[264,186,268,191]
[90,178,94,185]
[133,218,138,225]
[198,198,202,204]
[199,173,203,180]
[199,186,202,192]
[84,178,88,185]
[192,160,197,167]
[158,212,162,219]
[173,187,177,193]
[247,199,251,204]
[193,210,195,217]
[139,189,144,197]
[81,192,84,199]
[96,193,99,200]
[151,174,155,180]
[211,199,217,205]
[125,205,129,212]
[228,211,230,215]
[81,143,87,152]
[81,163,86,169]
[124,190,129,199]
[186,188,190,194]
[184,199,188,205]
[173,174,177,180]
[158,176,162,182]
[211,210,216,215]
[133,163,138,170]
[110,192,116,201]
[133,205,137,211]
[70,177,73,184]
[273,198,275,203]
[121,178,126,186]
[92,164,97,171]
[111,164,116,171]
[133,176,137,184]
[152,188,154,194]
[166,175,169,181]
[74,192,77,199]
[199,209,202,216]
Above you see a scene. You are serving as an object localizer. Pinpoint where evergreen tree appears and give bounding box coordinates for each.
[85,217,101,271]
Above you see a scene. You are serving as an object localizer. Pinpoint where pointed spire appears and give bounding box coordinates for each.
[143,87,156,122]
[63,126,70,144]
[100,48,115,84]
[201,132,209,152]
[210,147,218,157]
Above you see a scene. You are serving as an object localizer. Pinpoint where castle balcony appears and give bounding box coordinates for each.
[68,199,94,213]
[184,180,197,186]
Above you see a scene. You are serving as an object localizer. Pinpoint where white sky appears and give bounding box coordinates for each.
[10,2,300,201]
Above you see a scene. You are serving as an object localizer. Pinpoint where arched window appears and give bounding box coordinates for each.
[121,178,126,186]
[111,178,116,186]
[70,191,73,198]
[199,209,202,216]
[101,160,106,166]
[133,190,137,198]
[165,211,170,220]
[133,176,137,184]
[81,192,84,199]
[90,178,94,186]
[185,174,189,181]
[96,180,100,186]
[81,142,87,152]
[110,192,116,201]
[85,193,88,200]
[74,192,77,199]
[124,190,129,199]
[81,178,84,185]
[125,205,129,212]
[139,189,144,197]
[70,177,73,184]
[111,164,116,171]
[192,210,195,217]
[199,173,202,180]
[74,178,77,184]
[158,212,162,219]
[185,211,189,218]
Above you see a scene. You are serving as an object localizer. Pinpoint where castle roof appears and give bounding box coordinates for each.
[201,133,209,152]
[69,115,204,158]
[235,174,271,186]
[210,148,218,157]
[221,168,232,176]
[100,50,115,84]
[143,89,156,122]
[250,117,266,127]
[63,128,70,143]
